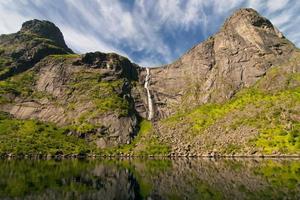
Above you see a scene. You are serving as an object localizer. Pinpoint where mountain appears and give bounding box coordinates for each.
[145,9,300,156]
[0,8,299,157]
[146,8,295,119]
[0,20,73,80]
[0,20,142,154]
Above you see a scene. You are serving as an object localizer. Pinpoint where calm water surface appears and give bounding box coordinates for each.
[0,158,299,200]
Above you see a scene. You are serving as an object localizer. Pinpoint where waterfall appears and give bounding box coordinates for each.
[144,68,154,120]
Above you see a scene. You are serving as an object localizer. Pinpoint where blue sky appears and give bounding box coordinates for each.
[0,0,299,67]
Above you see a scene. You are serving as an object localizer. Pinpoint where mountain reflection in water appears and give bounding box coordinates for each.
[0,158,299,200]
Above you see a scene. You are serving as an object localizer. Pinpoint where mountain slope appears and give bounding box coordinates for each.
[146,8,295,119]
[0,9,299,156]
[110,8,300,156]
[0,20,73,80]
[0,20,143,155]
[156,51,300,156]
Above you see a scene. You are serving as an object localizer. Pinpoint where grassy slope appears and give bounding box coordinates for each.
[0,112,95,155]
[154,52,300,155]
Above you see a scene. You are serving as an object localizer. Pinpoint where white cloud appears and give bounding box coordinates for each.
[0,0,299,67]
[267,0,290,13]
[0,6,29,34]
[61,26,130,58]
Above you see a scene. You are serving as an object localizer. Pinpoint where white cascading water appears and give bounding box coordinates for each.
[144,68,154,120]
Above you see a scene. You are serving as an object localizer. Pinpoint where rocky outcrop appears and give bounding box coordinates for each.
[0,19,73,80]
[20,19,72,52]
[1,52,141,148]
[0,20,143,148]
[147,8,296,119]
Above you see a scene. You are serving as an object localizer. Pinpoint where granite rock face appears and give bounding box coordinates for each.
[146,8,295,119]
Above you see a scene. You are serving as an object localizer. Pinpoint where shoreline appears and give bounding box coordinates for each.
[0,153,299,159]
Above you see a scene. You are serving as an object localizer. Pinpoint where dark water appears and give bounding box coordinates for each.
[0,158,299,200]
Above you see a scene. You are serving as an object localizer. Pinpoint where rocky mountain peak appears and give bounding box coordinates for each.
[0,19,73,80]
[223,8,274,28]
[220,8,284,47]
[20,19,71,51]
[146,8,296,119]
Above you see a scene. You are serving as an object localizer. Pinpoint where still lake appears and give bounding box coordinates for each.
[0,158,299,200]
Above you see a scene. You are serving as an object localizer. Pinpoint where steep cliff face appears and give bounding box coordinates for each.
[0,20,142,151]
[147,8,295,119]
[119,8,300,156]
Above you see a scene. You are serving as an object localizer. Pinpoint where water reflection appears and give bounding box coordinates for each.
[0,158,299,200]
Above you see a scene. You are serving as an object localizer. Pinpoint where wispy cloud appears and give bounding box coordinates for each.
[0,0,299,67]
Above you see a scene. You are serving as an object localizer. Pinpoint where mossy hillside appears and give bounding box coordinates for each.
[0,70,35,95]
[160,87,300,154]
[1,32,70,54]
[0,30,72,80]
[0,70,35,104]
[49,54,80,60]
[0,112,96,155]
[67,71,130,116]
[64,70,131,133]
[0,60,130,131]
[0,56,11,77]
[0,69,56,104]
[162,88,267,134]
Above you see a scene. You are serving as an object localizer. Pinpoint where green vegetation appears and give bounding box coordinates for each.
[0,111,95,155]
[222,144,241,154]
[232,88,300,154]
[0,69,56,104]
[133,120,171,156]
[49,54,80,60]
[162,86,300,154]
[158,53,300,155]
[138,137,171,156]
[164,89,265,133]
[0,70,34,97]
[68,71,129,116]
[0,57,7,69]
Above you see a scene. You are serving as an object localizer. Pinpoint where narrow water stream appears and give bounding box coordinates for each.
[144,68,154,120]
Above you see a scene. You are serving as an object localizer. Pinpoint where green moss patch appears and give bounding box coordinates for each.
[49,54,80,60]
[67,71,129,116]
[0,112,95,155]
